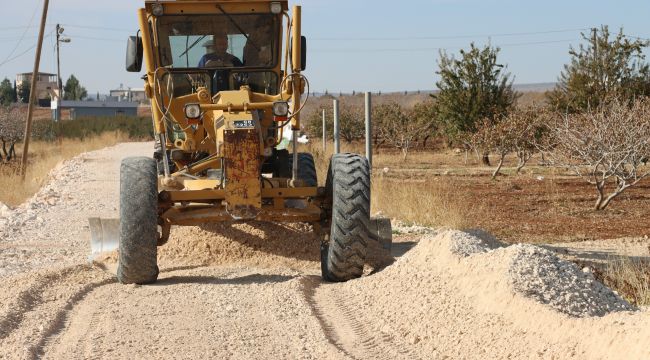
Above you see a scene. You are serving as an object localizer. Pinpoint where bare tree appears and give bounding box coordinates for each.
[509,107,548,174]
[375,102,431,161]
[338,105,365,143]
[472,107,548,179]
[472,118,515,179]
[0,105,24,162]
[541,99,650,210]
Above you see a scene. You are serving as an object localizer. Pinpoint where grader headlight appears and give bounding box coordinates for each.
[151,3,164,16]
[272,101,289,121]
[270,2,283,14]
[184,103,201,120]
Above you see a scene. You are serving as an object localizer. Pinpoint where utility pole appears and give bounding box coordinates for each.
[21,0,50,179]
[55,24,70,122]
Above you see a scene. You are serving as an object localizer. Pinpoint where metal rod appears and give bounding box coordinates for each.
[333,99,340,154]
[20,0,49,180]
[159,133,171,178]
[365,92,372,169]
[291,130,299,183]
[55,24,61,122]
[322,109,326,153]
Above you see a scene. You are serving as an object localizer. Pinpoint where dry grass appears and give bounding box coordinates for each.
[0,131,130,207]
[306,141,475,229]
[371,177,476,230]
[602,255,650,306]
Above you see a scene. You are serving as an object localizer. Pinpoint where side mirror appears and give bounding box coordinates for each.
[300,36,307,71]
[126,36,143,72]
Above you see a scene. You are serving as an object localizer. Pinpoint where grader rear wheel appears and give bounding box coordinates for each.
[321,154,371,282]
[117,157,159,285]
[275,152,317,186]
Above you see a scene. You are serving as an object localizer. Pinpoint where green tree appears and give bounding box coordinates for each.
[0,78,17,106]
[63,74,88,101]
[547,26,650,112]
[17,83,31,104]
[433,43,519,145]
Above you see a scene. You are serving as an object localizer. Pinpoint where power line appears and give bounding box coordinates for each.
[64,34,124,42]
[312,38,578,53]
[311,28,590,41]
[61,24,132,32]
[0,23,129,32]
[0,29,55,67]
[1,0,41,66]
[628,35,650,42]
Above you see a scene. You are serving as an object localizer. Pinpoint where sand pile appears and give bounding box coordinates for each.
[313,230,646,359]
[157,222,322,271]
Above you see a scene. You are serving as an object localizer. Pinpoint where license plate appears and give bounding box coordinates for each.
[233,120,254,128]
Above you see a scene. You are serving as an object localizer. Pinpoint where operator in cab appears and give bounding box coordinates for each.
[198,33,243,67]
[198,33,243,92]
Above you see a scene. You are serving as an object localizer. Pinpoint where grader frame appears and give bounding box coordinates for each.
[90,0,391,285]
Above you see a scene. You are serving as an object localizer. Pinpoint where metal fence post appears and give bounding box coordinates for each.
[333,99,340,154]
[322,109,326,153]
[365,92,372,169]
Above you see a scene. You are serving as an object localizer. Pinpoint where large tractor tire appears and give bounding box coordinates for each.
[117,157,159,284]
[276,152,318,186]
[321,154,371,282]
[294,153,318,186]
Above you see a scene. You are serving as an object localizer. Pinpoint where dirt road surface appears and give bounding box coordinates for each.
[1,142,649,359]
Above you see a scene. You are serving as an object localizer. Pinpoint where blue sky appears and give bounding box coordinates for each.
[0,0,648,94]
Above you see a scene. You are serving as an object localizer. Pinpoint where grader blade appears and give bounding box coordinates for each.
[369,217,393,251]
[88,217,120,260]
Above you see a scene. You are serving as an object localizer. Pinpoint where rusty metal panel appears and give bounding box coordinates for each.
[224,129,261,219]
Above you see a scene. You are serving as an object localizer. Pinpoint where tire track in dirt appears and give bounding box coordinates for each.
[302,276,419,360]
[0,265,115,359]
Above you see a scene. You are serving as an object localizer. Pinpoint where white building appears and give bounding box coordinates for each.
[109,84,148,104]
[16,72,58,106]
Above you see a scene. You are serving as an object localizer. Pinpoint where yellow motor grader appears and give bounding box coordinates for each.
[90,0,391,284]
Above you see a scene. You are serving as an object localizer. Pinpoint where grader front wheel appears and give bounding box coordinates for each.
[321,154,371,282]
[117,157,159,285]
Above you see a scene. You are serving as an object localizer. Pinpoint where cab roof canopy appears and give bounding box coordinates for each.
[144,0,289,15]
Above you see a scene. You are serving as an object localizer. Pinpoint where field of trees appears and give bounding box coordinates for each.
[303,26,650,214]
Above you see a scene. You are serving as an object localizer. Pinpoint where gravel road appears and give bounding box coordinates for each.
[1,142,649,359]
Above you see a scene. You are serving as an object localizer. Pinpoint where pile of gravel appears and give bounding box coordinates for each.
[508,244,635,317]
[443,230,635,318]
[448,229,503,257]
[391,220,436,235]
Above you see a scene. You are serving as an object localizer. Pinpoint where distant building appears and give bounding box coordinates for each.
[16,72,58,107]
[109,84,148,104]
[58,100,138,120]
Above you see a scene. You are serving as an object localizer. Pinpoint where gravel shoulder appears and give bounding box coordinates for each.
[0,142,649,359]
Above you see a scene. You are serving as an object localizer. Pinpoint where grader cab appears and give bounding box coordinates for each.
[90,0,391,285]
